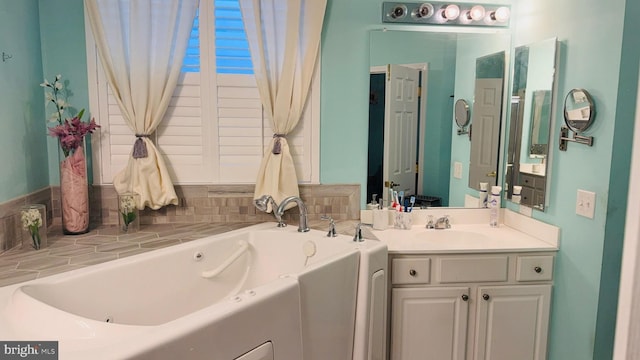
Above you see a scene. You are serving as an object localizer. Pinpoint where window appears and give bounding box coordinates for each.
[86,0,319,185]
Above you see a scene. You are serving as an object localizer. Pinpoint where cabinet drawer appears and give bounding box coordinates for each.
[521,173,545,190]
[436,256,508,283]
[516,255,554,281]
[392,258,431,284]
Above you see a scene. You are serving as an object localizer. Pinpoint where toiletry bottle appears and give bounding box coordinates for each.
[367,194,379,210]
[372,203,389,230]
[489,186,502,227]
[512,186,522,204]
[479,182,489,208]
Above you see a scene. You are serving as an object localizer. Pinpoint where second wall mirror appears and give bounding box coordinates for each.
[504,37,559,211]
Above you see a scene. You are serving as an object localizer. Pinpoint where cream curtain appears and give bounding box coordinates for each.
[84,0,199,209]
[239,0,327,211]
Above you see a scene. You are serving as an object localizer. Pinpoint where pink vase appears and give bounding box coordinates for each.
[59,141,90,235]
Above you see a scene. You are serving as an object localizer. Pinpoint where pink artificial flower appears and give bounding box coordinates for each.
[48,109,100,157]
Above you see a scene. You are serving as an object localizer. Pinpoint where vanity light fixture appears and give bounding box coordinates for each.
[488,6,510,22]
[467,5,486,21]
[383,2,510,27]
[441,4,460,20]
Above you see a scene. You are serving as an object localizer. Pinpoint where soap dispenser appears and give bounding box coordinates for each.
[367,194,379,210]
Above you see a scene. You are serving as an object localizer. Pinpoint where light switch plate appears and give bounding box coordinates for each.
[453,162,463,179]
[576,189,596,219]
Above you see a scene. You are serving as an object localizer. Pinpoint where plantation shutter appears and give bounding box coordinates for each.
[93,0,316,185]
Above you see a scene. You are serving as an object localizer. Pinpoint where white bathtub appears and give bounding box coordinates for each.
[0,222,387,360]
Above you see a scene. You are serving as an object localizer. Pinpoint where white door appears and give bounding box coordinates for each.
[474,285,552,360]
[469,78,503,190]
[384,64,420,205]
[391,287,469,360]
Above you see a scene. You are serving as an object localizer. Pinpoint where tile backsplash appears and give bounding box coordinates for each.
[1,184,360,253]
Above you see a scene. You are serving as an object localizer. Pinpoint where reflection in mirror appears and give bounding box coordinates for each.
[559,88,595,150]
[454,99,470,135]
[367,30,510,209]
[468,51,505,192]
[564,89,595,133]
[504,38,558,211]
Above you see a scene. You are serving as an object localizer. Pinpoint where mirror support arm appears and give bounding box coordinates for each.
[559,126,594,151]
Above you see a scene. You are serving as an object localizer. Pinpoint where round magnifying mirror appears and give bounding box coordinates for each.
[454,99,470,128]
[563,88,595,133]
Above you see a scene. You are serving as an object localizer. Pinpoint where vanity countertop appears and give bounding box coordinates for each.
[366,224,558,254]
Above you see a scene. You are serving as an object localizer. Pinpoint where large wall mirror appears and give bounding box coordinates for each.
[504,37,559,211]
[367,29,510,208]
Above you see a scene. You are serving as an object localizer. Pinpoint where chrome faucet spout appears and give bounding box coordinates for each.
[276,196,310,232]
[434,215,451,230]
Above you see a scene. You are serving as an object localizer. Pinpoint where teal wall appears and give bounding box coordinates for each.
[0,0,87,204]
[38,0,89,185]
[506,0,630,358]
[0,0,48,203]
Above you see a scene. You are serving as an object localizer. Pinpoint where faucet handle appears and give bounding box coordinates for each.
[353,223,363,242]
[443,215,451,228]
[322,215,338,237]
[426,215,435,229]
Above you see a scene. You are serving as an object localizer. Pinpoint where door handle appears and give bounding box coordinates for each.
[385,181,399,188]
[486,171,497,177]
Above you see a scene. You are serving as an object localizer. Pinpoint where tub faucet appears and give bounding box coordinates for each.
[275,196,310,232]
[434,215,451,230]
[354,222,373,242]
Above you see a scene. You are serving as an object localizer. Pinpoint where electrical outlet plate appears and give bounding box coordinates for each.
[454,162,463,179]
[576,189,596,219]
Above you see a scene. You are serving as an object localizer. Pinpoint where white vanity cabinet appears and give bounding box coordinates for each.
[388,252,554,360]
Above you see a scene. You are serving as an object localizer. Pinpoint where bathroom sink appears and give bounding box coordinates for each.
[416,230,490,242]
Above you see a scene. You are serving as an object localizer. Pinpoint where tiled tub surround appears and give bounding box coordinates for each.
[0,184,360,254]
[0,220,364,288]
[90,184,361,225]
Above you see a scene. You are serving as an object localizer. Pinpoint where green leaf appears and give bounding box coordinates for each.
[126,212,136,224]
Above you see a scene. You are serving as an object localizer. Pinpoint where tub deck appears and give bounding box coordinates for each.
[0,220,362,288]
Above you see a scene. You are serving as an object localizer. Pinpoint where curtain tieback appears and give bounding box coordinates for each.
[272,134,286,155]
[133,134,150,159]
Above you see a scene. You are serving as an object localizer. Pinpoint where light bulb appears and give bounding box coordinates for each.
[468,5,485,21]
[491,6,510,22]
[414,3,434,19]
[442,4,460,20]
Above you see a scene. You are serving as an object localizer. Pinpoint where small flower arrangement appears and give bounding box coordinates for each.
[41,74,100,157]
[120,194,138,232]
[21,208,43,250]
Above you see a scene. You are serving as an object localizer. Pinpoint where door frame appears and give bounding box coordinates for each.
[613,70,640,359]
[370,62,428,195]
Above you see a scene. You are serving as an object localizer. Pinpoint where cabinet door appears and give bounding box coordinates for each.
[474,285,552,360]
[391,287,469,360]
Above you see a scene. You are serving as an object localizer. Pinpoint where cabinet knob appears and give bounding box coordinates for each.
[534,266,542,273]
[409,269,417,277]
[482,294,490,301]
[461,294,469,301]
